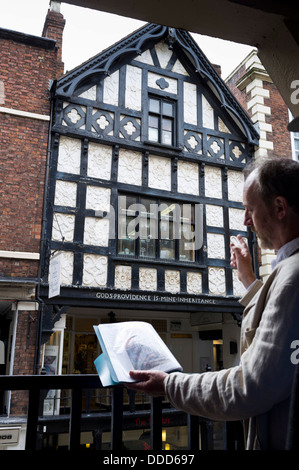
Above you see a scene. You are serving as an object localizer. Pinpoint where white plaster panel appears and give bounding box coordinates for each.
[103,70,119,106]
[184,131,202,154]
[63,104,86,130]
[184,82,197,125]
[82,254,108,287]
[207,233,225,259]
[155,41,173,69]
[125,65,142,111]
[148,155,171,191]
[172,59,189,76]
[78,85,96,101]
[177,161,199,195]
[87,143,112,180]
[134,48,154,66]
[232,268,246,297]
[54,180,77,207]
[229,207,245,231]
[218,117,231,134]
[117,148,142,186]
[208,267,226,296]
[227,170,244,203]
[202,94,214,129]
[148,72,177,94]
[204,166,222,199]
[114,265,132,290]
[120,115,141,141]
[84,217,109,246]
[86,186,111,212]
[165,270,180,294]
[92,111,114,136]
[187,272,202,294]
[206,205,223,227]
[139,267,157,291]
[208,137,224,159]
[52,213,75,242]
[57,136,81,174]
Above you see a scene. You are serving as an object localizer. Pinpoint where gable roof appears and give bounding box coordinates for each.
[56,23,259,145]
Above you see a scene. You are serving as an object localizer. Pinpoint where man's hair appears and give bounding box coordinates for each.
[244,158,299,214]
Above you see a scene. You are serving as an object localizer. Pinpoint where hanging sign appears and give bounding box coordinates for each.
[48,252,62,298]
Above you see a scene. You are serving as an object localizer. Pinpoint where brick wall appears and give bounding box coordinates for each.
[226,52,292,160]
[263,82,292,159]
[0,8,65,398]
[9,310,39,415]
[0,8,65,280]
[226,63,248,111]
[0,115,48,253]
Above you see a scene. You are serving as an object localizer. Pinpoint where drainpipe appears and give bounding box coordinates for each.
[34,79,57,375]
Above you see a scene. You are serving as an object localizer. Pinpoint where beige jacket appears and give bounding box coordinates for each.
[164,251,299,449]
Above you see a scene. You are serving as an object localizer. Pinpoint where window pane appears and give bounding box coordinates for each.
[162,102,173,116]
[160,240,175,259]
[118,195,197,262]
[295,139,299,150]
[139,197,157,258]
[162,118,172,131]
[149,98,160,113]
[118,195,136,255]
[148,127,159,142]
[118,238,135,256]
[179,240,195,261]
[160,217,171,239]
[162,130,172,145]
[149,115,159,128]
[140,238,155,258]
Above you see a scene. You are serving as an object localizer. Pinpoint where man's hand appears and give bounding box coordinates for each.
[230,234,256,289]
[125,370,168,397]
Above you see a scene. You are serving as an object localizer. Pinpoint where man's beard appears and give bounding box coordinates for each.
[250,225,274,250]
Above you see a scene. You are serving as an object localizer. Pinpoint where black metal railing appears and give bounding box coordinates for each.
[0,374,216,451]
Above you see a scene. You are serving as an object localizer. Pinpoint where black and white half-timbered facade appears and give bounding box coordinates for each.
[39,24,259,382]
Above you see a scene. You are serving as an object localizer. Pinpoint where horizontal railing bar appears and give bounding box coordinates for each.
[0,374,102,390]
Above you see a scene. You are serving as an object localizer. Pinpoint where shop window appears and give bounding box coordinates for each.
[148,96,175,146]
[118,194,198,262]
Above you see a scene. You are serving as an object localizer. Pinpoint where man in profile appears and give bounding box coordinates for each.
[127,158,299,450]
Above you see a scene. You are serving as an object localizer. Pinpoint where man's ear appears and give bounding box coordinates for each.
[273,196,288,220]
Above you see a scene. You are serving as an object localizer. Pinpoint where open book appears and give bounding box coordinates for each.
[93,321,182,386]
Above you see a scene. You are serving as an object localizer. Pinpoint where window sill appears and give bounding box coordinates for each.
[143,140,183,152]
[113,254,204,268]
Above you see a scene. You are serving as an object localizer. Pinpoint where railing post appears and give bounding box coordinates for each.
[111,386,123,450]
[25,387,41,451]
[187,414,199,450]
[200,420,214,450]
[68,387,82,450]
[150,396,162,450]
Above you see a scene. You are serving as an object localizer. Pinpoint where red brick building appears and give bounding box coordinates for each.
[0,4,65,420]
[226,50,298,282]
[226,50,295,162]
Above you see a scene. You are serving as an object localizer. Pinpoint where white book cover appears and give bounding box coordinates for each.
[93,321,182,386]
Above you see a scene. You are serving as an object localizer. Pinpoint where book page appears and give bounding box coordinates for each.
[95,321,182,383]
